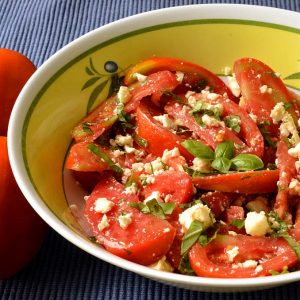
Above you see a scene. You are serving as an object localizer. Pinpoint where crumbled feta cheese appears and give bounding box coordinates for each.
[259,85,272,94]
[226,246,239,262]
[134,73,147,83]
[153,114,177,129]
[245,211,270,237]
[131,162,144,172]
[227,75,241,97]
[148,256,174,272]
[94,198,114,213]
[289,178,300,196]
[288,142,300,158]
[179,203,215,231]
[144,191,162,204]
[115,134,133,147]
[144,158,164,174]
[224,66,232,76]
[97,214,109,231]
[118,212,133,229]
[113,149,125,157]
[162,147,181,163]
[117,86,131,104]
[191,157,211,173]
[176,71,184,83]
[255,265,263,273]
[270,102,286,124]
[125,183,138,195]
[249,113,258,123]
[232,260,258,269]
[202,114,224,127]
[206,93,220,101]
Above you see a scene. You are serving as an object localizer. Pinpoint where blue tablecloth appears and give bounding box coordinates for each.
[1,0,300,299]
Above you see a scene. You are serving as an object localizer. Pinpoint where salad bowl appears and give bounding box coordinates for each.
[8,4,300,292]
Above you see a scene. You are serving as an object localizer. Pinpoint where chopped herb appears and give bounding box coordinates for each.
[163,91,185,103]
[161,160,169,171]
[283,102,292,110]
[198,229,219,247]
[82,122,93,134]
[178,253,195,275]
[181,220,204,255]
[267,163,277,170]
[149,162,154,174]
[224,115,241,133]
[231,154,264,171]
[269,266,289,276]
[230,219,245,229]
[181,140,215,160]
[189,101,204,115]
[258,123,277,148]
[135,136,148,148]
[87,144,123,174]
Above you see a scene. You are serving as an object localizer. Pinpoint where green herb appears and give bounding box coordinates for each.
[269,266,289,276]
[231,154,264,171]
[214,140,234,160]
[230,219,245,229]
[82,122,93,134]
[267,163,277,170]
[149,162,154,174]
[163,91,185,103]
[224,115,241,133]
[258,123,277,148]
[135,136,148,148]
[181,220,204,255]
[145,199,166,219]
[161,160,169,171]
[192,114,205,127]
[178,253,195,275]
[87,144,123,174]
[181,140,214,160]
[284,102,292,110]
[198,229,219,247]
[189,101,204,115]
[182,166,211,177]
[211,157,232,173]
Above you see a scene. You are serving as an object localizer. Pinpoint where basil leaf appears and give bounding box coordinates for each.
[135,136,148,148]
[178,253,195,275]
[198,229,219,247]
[88,144,123,174]
[182,166,211,177]
[215,140,234,159]
[82,122,93,134]
[181,220,203,255]
[230,219,245,229]
[211,157,231,173]
[231,154,264,171]
[158,202,176,215]
[181,140,214,160]
[163,91,185,103]
[224,115,241,133]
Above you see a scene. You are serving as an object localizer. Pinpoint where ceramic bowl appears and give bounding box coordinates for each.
[8,4,300,292]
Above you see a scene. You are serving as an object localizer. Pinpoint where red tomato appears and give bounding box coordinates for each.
[189,234,298,278]
[124,70,179,112]
[84,175,176,265]
[200,191,232,218]
[0,137,47,279]
[0,49,36,135]
[193,170,279,194]
[123,57,237,101]
[234,57,299,135]
[72,96,118,143]
[144,170,193,205]
[223,206,245,224]
[136,102,193,160]
[274,139,297,222]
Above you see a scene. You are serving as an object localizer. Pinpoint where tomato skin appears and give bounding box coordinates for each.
[144,170,193,205]
[84,175,176,265]
[234,57,298,135]
[223,206,245,224]
[193,170,279,194]
[189,234,298,278]
[0,137,47,279]
[0,49,36,135]
[136,102,193,160]
[123,57,237,101]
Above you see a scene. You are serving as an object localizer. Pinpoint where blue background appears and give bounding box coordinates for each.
[1,0,300,299]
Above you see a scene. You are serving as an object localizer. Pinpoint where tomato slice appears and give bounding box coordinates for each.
[223,206,245,224]
[165,101,244,150]
[274,139,297,222]
[124,70,179,112]
[234,57,299,135]
[72,96,118,143]
[144,170,193,205]
[189,234,298,278]
[84,175,176,265]
[136,101,193,160]
[193,170,279,194]
[123,57,237,101]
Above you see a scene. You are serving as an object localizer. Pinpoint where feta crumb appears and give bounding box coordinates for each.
[118,212,133,229]
[97,214,109,231]
[94,198,114,213]
[131,162,144,172]
[289,178,300,196]
[162,147,181,162]
[206,93,220,101]
[115,134,133,147]
[125,183,138,195]
[224,66,232,76]
[144,158,164,174]
[191,157,211,173]
[202,114,224,127]
[179,203,215,231]
[148,256,174,272]
[249,113,258,123]
[144,191,162,204]
[227,75,241,97]
[134,73,147,83]
[259,85,272,94]
[176,71,184,83]
[117,86,131,104]
[153,114,177,129]
[288,142,300,159]
[245,211,270,237]
[270,102,286,124]
[226,246,239,262]
[255,265,263,273]
[228,231,237,236]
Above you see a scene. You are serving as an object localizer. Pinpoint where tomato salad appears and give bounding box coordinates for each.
[66,57,300,278]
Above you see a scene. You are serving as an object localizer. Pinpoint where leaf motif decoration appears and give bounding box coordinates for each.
[81,76,101,90]
[86,79,108,114]
[284,72,300,80]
